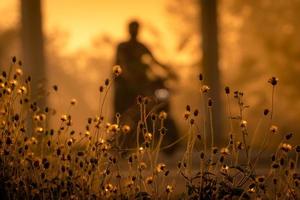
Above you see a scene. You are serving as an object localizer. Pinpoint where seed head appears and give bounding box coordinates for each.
[35,127,44,134]
[12,56,17,63]
[53,85,58,91]
[269,125,278,134]
[184,111,190,120]
[151,113,157,121]
[281,143,292,152]
[240,120,247,128]
[144,132,153,141]
[70,98,77,106]
[285,133,293,140]
[256,176,265,183]
[201,85,210,93]
[220,165,229,173]
[17,86,27,94]
[138,147,144,154]
[138,162,147,170]
[225,86,230,94]
[108,124,119,133]
[159,111,167,120]
[186,105,191,111]
[200,151,205,159]
[99,86,104,92]
[295,145,300,153]
[85,130,91,137]
[208,98,212,107]
[193,109,199,116]
[263,109,269,116]
[159,127,167,135]
[166,185,173,193]
[67,138,74,146]
[146,176,153,184]
[199,73,203,81]
[220,147,230,155]
[61,114,68,122]
[248,188,256,194]
[121,125,131,134]
[16,68,23,76]
[212,147,218,154]
[190,118,195,125]
[104,79,110,86]
[268,77,279,86]
[156,163,166,173]
[112,65,122,76]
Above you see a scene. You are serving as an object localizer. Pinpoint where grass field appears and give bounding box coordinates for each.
[0,57,299,199]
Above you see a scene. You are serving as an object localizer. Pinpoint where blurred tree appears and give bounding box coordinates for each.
[20,0,46,104]
[200,0,224,144]
[221,0,300,135]
[166,0,225,144]
[0,28,18,67]
[20,0,46,130]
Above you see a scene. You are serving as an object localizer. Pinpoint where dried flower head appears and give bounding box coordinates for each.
[270,125,278,134]
[212,147,218,154]
[35,127,44,134]
[61,114,68,122]
[295,145,300,153]
[281,143,292,152]
[112,65,122,76]
[199,73,203,81]
[121,125,131,133]
[166,185,173,193]
[225,86,230,94]
[146,176,153,184]
[156,163,166,173]
[208,98,212,107]
[138,147,144,154]
[138,162,147,170]
[248,187,256,193]
[16,68,23,76]
[220,165,229,174]
[144,132,153,141]
[70,98,77,106]
[201,85,210,93]
[159,127,167,135]
[159,111,167,120]
[30,137,38,145]
[268,76,279,86]
[220,147,230,155]
[240,120,247,128]
[53,85,58,91]
[108,124,119,133]
[285,133,293,140]
[263,109,270,116]
[256,176,265,183]
[184,111,190,120]
[85,130,91,137]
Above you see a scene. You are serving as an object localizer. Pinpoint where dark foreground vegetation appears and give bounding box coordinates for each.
[0,57,299,199]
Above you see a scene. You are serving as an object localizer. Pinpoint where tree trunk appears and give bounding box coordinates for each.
[200,0,224,145]
[20,0,46,107]
[20,0,46,132]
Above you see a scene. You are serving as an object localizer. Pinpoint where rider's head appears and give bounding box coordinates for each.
[128,20,139,40]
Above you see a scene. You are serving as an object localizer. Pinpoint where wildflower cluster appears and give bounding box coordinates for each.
[0,58,299,200]
[0,57,174,199]
[175,73,300,199]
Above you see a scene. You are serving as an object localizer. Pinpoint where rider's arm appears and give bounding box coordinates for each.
[143,45,177,79]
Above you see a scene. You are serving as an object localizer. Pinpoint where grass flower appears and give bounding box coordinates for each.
[112,65,122,76]
[0,57,299,200]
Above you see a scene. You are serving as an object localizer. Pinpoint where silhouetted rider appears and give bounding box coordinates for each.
[114,20,179,154]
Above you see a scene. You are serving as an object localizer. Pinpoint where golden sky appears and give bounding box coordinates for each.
[0,0,174,54]
[0,0,188,130]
